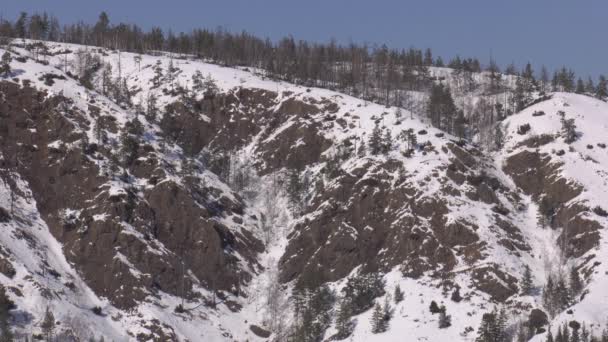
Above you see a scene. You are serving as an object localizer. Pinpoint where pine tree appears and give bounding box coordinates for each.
[334,298,354,339]
[152,60,163,88]
[475,309,508,342]
[120,119,142,167]
[0,286,14,342]
[570,322,581,342]
[495,309,508,342]
[569,266,583,300]
[438,306,451,329]
[203,74,219,97]
[166,58,177,89]
[381,129,393,155]
[596,75,608,100]
[0,51,11,77]
[394,107,402,120]
[521,265,534,295]
[41,307,55,341]
[146,93,158,122]
[558,111,577,144]
[450,287,462,302]
[476,312,494,342]
[369,122,383,155]
[585,77,596,94]
[357,139,366,157]
[556,325,564,342]
[562,322,571,342]
[453,110,466,141]
[576,78,586,94]
[513,76,531,112]
[582,323,590,342]
[427,84,457,131]
[382,296,393,328]
[540,66,550,93]
[429,300,441,314]
[287,169,303,211]
[341,272,385,316]
[192,70,204,92]
[371,303,385,333]
[394,285,404,303]
[494,124,504,151]
[546,328,554,342]
[543,275,557,317]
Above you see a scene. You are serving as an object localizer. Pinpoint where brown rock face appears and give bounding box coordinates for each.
[280,157,479,291]
[470,264,519,302]
[504,149,599,257]
[0,81,261,309]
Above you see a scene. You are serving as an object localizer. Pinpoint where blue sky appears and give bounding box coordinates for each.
[2,0,606,78]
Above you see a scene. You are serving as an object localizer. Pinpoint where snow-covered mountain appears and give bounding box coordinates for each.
[0,40,607,342]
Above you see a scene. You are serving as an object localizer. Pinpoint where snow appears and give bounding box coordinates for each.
[0,40,606,341]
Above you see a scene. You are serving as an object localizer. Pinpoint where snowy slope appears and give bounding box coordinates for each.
[0,40,606,342]
[501,93,608,340]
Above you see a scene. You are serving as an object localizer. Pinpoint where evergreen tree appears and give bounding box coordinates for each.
[357,139,367,157]
[475,312,495,342]
[407,129,417,151]
[0,286,14,342]
[369,122,383,155]
[513,76,532,112]
[371,303,385,333]
[543,275,557,317]
[438,306,451,329]
[521,265,534,295]
[559,111,577,143]
[203,73,219,97]
[569,266,583,300]
[450,287,462,302]
[522,62,537,92]
[575,78,586,94]
[382,296,393,329]
[423,48,433,66]
[334,298,354,340]
[287,168,304,212]
[435,56,444,67]
[192,70,204,92]
[151,60,163,88]
[582,323,590,342]
[341,272,385,315]
[596,75,608,100]
[394,285,404,303]
[540,66,550,93]
[570,324,581,342]
[146,93,158,122]
[427,84,457,132]
[120,118,142,166]
[546,328,554,342]
[563,322,571,342]
[41,307,55,341]
[494,124,504,151]
[556,325,564,342]
[585,77,596,94]
[494,309,508,342]
[381,128,393,155]
[429,300,441,314]
[475,309,507,342]
[14,12,28,39]
[453,110,466,141]
[0,51,11,77]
